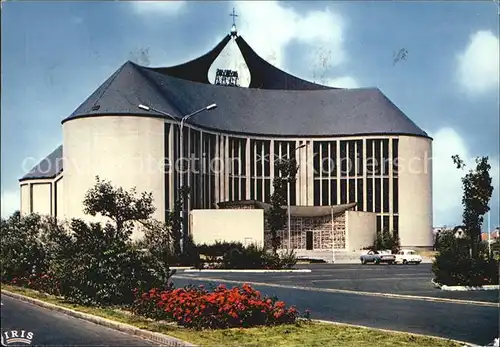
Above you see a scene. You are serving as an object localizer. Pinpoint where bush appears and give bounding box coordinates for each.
[0,212,47,282]
[132,283,303,329]
[54,219,175,306]
[432,230,499,286]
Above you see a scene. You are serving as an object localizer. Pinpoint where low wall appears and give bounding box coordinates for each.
[190,209,264,247]
[345,211,377,251]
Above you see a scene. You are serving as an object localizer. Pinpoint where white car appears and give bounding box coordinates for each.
[395,249,422,265]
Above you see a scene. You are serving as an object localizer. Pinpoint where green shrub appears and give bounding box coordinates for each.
[0,212,47,281]
[57,219,176,306]
[432,230,499,286]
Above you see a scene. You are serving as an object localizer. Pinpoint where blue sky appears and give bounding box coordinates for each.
[1,1,499,229]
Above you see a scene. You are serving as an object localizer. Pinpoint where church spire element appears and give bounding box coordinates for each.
[230,7,238,37]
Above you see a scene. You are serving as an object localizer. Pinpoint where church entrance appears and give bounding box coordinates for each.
[306,231,314,250]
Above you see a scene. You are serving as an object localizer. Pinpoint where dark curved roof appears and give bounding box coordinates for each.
[63,59,429,138]
[19,145,63,181]
[152,34,334,91]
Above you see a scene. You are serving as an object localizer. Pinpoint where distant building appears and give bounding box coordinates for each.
[18,21,433,249]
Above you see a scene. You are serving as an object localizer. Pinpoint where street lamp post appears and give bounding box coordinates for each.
[286,142,308,250]
[138,103,217,252]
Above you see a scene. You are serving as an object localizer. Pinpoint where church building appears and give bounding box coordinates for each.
[19,21,433,252]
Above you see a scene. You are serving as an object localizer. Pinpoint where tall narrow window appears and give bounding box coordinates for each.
[393,215,399,238]
[366,139,373,177]
[356,179,363,211]
[393,178,399,214]
[322,179,329,206]
[340,179,347,204]
[313,142,320,178]
[376,216,382,233]
[374,178,381,213]
[340,141,347,177]
[321,142,329,178]
[330,180,338,205]
[356,140,363,176]
[348,141,356,177]
[383,178,389,213]
[392,138,399,176]
[367,178,374,212]
[348,179,356,203]
[374,140,381,175]
[330,141,337,177]
[382,139,389,176]
[314,180,321,206]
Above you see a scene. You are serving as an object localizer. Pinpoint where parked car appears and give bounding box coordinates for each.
[360,250,396,265]
[395,249,422,265]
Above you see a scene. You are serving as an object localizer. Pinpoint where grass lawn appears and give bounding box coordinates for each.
[2,284,463,347]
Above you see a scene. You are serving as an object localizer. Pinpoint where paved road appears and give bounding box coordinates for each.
[1,295,160,346]
[172,264,500,346]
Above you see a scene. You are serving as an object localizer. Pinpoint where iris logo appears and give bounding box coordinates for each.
[1,330,34,346]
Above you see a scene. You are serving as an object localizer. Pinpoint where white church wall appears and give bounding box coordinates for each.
[398,135,433,248]
[345,210,377,251]
[190,209,264,247]
[20,183,30,216]
[55,177,64,219]
[62,116,166,240]
[31,183,51,216]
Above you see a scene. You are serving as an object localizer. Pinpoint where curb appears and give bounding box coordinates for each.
[173,275,498,307]
[432,279,500,291]
[306,318,481,347]
[1,290,196,347]
[183,269,311,273]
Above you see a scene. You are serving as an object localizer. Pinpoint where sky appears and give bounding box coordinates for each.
[1,1,499,230]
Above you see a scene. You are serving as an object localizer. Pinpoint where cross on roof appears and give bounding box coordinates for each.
[230,7,238,26]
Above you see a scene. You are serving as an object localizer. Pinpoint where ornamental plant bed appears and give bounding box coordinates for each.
[132,283,305,329]
[2,284,465,347]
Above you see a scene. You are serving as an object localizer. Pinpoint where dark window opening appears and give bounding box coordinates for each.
[348,141,356,177]
[367,179,374,212]
[382,139,390,176]
[348,179,356,203]
[322,179,329,206]
[340,141,347,177]
[330,180,338,205]
[314,180,321,206]
[356,140,363,176]
[374,140,381,175]
[383,178,390,213]
[393,178,399,214]
[375,178,381,213]
[357,179,363,211]
[340,179,347,204]
[392,138,399,176]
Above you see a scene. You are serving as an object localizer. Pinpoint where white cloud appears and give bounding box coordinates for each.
[1,190,19,219]
[131,1,186,16]
[232,1,346,69]
[431,127,499,227]
[324,76,359,89]
[456,30,499,95]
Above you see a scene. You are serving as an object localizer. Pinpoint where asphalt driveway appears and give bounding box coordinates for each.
[176,264,499,303]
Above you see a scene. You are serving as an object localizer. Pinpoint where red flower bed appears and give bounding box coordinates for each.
[132,283,305,329]
[9,274,61,296]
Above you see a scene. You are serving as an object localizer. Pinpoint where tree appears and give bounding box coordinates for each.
[0,212,47,280]
[451,155,494,258]
[373,228,400,253]
[267,158,299,254]
[82,176,156,235]
[167,185,190,258]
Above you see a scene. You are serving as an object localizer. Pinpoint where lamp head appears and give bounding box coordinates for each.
[138,104,150,111]
[206,103,217,111]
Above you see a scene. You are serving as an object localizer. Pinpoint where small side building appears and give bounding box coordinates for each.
[190,200,377,262]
